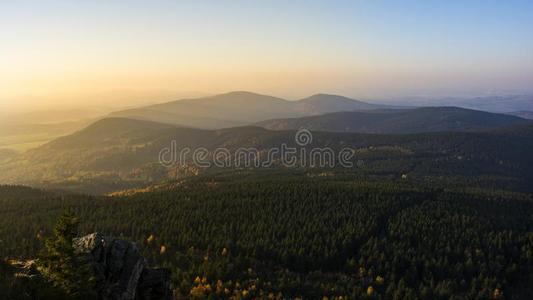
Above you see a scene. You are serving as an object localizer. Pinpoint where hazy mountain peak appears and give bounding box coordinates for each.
[297,93,386,114]
[301,93,358,102]
[109,91,390,129]
[218,90,275,98]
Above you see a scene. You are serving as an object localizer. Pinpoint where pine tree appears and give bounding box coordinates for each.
[38,210,96,299]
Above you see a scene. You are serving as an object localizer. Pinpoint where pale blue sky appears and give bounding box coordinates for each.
[1,0,532,108]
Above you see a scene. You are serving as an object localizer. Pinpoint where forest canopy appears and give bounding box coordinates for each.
[1,173,532,299]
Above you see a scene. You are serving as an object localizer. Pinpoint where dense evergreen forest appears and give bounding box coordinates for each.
[1,172,532,299]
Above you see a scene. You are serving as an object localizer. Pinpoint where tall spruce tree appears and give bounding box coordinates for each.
[38,210,96,299]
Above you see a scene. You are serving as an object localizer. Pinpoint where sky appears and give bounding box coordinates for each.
[1,0,533,111]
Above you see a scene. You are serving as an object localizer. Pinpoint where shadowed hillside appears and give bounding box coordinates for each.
[257,107,531,133]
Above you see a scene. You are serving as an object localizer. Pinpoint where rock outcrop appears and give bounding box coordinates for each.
[74,233,172,300]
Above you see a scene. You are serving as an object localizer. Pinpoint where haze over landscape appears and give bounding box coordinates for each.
[1,1,533,299]
[2,0,533,112]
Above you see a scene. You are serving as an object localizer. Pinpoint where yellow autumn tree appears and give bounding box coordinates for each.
[493,288,503,299]
[146,234,155,244]
[366,286,374,296]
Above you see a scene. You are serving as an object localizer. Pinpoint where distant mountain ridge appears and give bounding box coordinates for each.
[295,93,391,113]
[256,107,531,134]
[2,91,533,194]
[385,95,533,113]
[110,91,390,129]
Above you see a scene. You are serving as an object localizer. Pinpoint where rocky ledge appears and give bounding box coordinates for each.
[74,233,173,300]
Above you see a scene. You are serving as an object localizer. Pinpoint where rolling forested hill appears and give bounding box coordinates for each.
[256,107,530,133]
[1,117,533,194]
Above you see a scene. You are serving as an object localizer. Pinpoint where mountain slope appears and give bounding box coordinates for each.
[110,91,387,129]
[295,94,389,114]
[1,117,533,193]
[257,107,531,134]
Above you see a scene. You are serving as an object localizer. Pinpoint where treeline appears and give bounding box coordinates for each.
[0,174,532,299]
